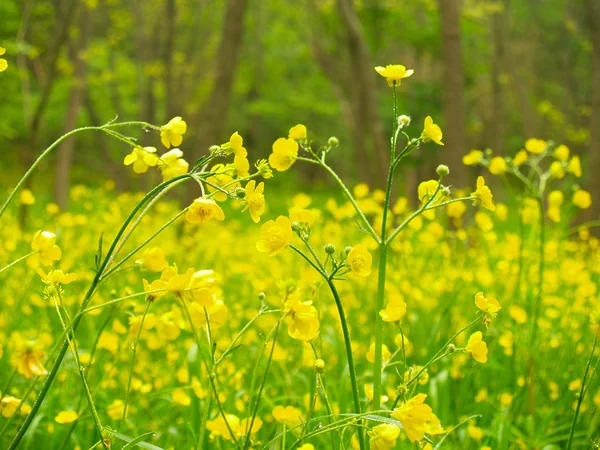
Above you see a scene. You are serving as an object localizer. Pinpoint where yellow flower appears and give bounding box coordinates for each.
[418,180,444,205]
[421,116,444,146]
[391,393,434,442]
[269,138,298,172]
[368,423,401,450]
[379,296,407,322]
[256,216,293,256]
[465,331,488,363]
[374,64,414,87]
[31,231,62,266]
[474,292,501,325]
[55,410,78,424]
[137,247,169,272]
[472,176,495,211]
[489,156,507,175]
[16,349,48,378]
[568,155,582,177]
[573,189,592,209]
[284,298,320,341]
[234,155,250,177]
[272,405,303,427]
[37,268,77,285]
[525,138,546,154]
[186,197,225,224]
[228,132,248,158]
[158,149,189,181]
[550,161,565,179]
[298,445,315,450]
[554,144,570,161]
[123,147,159,174]
[172,389,191,406]
[0,47,7,72]
[107,400,126,420]
[463,150,483,166]
[1,396,31,418]
[20,189,35,205]
[509,305,527,324]
[206,164,235,201]
[243,180,266,223]
[160,116,187,148]
[290,208,317,227]
[513,149,528,166]
[347,244,372,277]
[289,124,307,140]
[207,414,262,441]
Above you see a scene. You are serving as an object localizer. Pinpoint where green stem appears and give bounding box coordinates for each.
[567,334,598,450]
[0,127,102,220]
[121,300,152,428]
[0,251,37,275]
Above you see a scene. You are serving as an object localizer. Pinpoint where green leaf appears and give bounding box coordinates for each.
[103,429,163,450]
[121,431,158,450]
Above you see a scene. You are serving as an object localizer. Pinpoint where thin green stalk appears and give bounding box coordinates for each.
[0,251,37,275]
[567,334,598,450]
[243,321,281,450]
[121,300,152,428]
[0,126,103,220]
[8,174,190,450]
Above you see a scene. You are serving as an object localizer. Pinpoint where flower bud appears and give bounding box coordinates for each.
[436,165,450,177]
[397,115,411,129]
[324,243,336,254]
[314,358,326,373]
[209,145,221,154]
[258,292,266,301]
[396,384,408,396]
[291,222,301,232]
[328,136,339,147]
[343,246,352,256]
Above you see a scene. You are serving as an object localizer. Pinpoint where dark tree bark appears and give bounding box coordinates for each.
[585,0,600,221]
[54,6,90,209]
[438,0,469,186]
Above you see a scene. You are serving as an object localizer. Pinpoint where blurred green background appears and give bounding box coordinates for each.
[0,0,598,217]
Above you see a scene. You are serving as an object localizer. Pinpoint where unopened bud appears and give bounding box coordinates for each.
[324,243,336,254]
[397,115,411,129]
[436,165,450,177]
[397,384,408,396]
[258,292,266,301]
[291,222,301,232]
[314,358,326,373]
[209,145,221,154]
[328,136,339,147]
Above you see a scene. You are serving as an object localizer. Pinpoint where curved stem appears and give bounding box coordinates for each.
[0,251,37,275]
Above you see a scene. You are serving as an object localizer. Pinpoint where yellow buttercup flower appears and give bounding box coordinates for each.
[474,292,500,325]
[269,138,298,172]
[463,150,483,166]
[568,155,582,177]
[137,247,168,272]
[234,155,250,177]
[37,268,77,285]
[550,161,565,179]
[374,64,414,87]
[418,180,444,204]
[31,231,62,266]
[368,423,401,450]
[0,47,7,72]
[391,393,434,442]
[243,180,266,223]
[160,116,187,148]
[347,244,372,277]
[553,144,570,161]
[421,116,444,146]
[123,147,159,174]
[489,156,507,175]
[1,396,31,418]
[55,411,78,424]
[15,348,48,378]
[379,296,407,322]
[186,197,225,224]
[525,138,546,154]
[206,164,235,201]
[465,331,488,363]
[290,208,317,227]
[513,149,528,166]
[272,405,303,427]
[573,189,592,209]
[256,216,293,256]
[20,189,35,205]
[158,149,189,181]
[472,176,495,211]
[289,124,307,140]
[228,132,248,158]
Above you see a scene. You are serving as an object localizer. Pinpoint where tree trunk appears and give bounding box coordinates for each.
[337,0,388,186]
[188,0,249,201]
[585,0,600,222]
[438,0,469,186]
[490,4,506,154]
[54,7,90,209]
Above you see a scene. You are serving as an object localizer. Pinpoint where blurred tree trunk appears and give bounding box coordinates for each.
[490,4,506,153]
[20,0,78,225]
[164,0,176,119]
[586,0,600,221]
[54,7,90,209]
[189,0,249,201]
[438,0,469,186]
[337,0,388,186]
